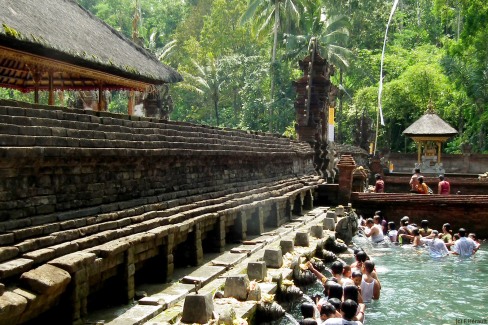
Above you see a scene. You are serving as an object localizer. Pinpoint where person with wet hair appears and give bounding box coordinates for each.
[419,219,433,237]
[452,228,477,257]
[330,261,345,285]
[360,260,380,303]
[420,230,449,257]
[323,299,363,324]
[300,302,316,319]
[327,282,344,300]
[360,217,385,244]
[397,217,412,244]
[319,302,341,322]
[387,221,398,242]
[343,285,366,323]
[351,251,368,272]
[327,298,342,314]
[468,233,481,251]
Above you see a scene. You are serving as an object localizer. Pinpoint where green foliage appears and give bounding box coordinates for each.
[0,0,485,153]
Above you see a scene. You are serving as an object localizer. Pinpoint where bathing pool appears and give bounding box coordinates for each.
[290,237,487,325]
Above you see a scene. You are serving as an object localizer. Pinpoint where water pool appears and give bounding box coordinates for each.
[349,237,488,325]
[285,238,487,325]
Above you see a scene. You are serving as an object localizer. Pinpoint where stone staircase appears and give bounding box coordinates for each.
[0,101,323,324]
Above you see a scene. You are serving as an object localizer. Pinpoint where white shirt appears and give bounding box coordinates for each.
[421,237,449,257]
[388,230,398,242]
[452,237,476,257]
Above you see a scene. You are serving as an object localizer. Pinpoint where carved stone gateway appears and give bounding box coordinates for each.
[292,38,339,179]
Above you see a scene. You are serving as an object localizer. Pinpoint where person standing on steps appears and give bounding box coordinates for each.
[438,175,450,195]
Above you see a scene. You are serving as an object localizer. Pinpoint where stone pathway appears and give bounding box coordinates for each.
[84,206,335,325]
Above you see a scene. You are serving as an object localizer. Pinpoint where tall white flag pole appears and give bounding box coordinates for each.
[375,0,400,155]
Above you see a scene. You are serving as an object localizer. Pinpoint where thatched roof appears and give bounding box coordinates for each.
[402,111,458,137]
[0,0,182,92]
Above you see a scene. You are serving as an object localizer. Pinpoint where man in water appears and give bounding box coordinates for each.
[451,228,478,257]
[360,217,385,243]
[420,230,449,257]
[323,299,363,325]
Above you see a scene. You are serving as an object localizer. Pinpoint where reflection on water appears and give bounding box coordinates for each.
[277,236,487,325]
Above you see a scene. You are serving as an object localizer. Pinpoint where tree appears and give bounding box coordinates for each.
[240,0,303,131]
[178,58,226,126]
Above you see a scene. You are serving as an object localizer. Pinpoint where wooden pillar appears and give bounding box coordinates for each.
[48,70,55,105]
[32,69,42,104]
[98,83,106,111]
[417,142,421,164]
[128,90,135,115]
[437,141,442,164]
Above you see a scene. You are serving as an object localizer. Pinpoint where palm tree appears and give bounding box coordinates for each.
[240,0,303,131]
[283,6,352,71]
[180,59,225,126]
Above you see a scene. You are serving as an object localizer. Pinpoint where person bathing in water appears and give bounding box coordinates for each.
[360,216,385,243]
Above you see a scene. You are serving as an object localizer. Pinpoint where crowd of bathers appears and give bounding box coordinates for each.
[294,211,482,325]
[359,211,481,257]
[297,247,382,325]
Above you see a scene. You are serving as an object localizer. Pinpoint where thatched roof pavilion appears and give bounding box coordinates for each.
[402,102,457,170]
[0,0,182,106]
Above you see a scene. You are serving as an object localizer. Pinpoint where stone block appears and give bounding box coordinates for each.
[247,281,262,301]
[335,206,345,216]
[224,275,250,301]
[48,252,96,274]
[247,262,267,281]
[323,218,336,231]
[326,210,337,222]
[294,232,309,247]
[0,247,19,263]
[0,258,34,280]
[0,291,28,321]
[279,239,294,254]
[310,225,323,238]
[181,292,214,324]
[263,248,283,269]
[20,264,71,295]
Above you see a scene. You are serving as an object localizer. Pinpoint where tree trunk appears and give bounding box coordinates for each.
[269,0,280,132]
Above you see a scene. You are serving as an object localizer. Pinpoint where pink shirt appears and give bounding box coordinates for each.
[439,180,450,195]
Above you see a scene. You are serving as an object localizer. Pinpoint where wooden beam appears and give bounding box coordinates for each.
[0,46,150,91]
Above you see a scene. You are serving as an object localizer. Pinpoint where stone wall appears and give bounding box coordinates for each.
[0,101,322,324]
[386,152,488,174]
[351,193,488,238]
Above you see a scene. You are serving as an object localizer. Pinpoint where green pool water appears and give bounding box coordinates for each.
[289,238,487,325]
[348,237,488,325]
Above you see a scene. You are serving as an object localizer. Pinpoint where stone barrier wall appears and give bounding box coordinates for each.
[351,193,488,238]
[0,101,322,324]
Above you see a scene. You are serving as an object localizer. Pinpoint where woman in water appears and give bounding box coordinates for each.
[441,223,454,249]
